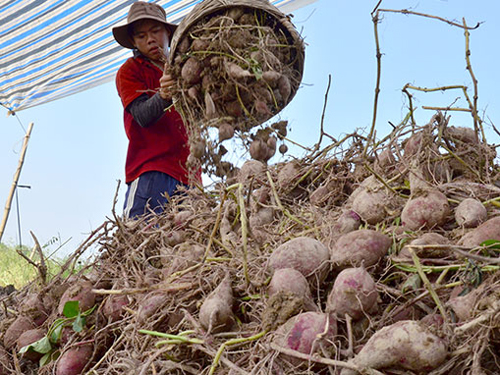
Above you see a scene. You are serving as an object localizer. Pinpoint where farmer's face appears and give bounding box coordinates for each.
[131,19,170,63]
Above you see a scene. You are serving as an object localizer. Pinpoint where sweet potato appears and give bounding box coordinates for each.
[340,320,447,375]
[268,268,316,311]
[268,237,330,285]
[56,344,93,375]
[446,284,484,321]
[57,280,96,315]
[333,210,361,235]
[401,189,450,230]
[458,216,500,247]
[396,232,450,261]
[326,267,378,320]
[181,57,202,84]
[238,159,266,182]
[455,197,487,228]
[330,229,391,269]
[20,292,50,326]
[273,312,336,365]
[199,274,234,333]
[17,328,45,361]
[102,294,129,323]
[218,122,235,142]
[351,176,391,225]
[136,293,168,323]
[3,316,36,349]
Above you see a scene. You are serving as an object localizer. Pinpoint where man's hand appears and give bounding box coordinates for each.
[159,71,175,101]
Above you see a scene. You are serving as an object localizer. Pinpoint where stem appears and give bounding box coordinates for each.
[209,331,267,375]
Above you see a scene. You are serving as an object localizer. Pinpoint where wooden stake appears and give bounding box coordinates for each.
[0,122,34,244]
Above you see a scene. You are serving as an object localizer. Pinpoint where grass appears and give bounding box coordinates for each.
[0,243,66,289]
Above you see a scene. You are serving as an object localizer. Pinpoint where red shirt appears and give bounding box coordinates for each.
[116,54,192,184]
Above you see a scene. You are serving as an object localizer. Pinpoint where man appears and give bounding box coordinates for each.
[112,2,197,218]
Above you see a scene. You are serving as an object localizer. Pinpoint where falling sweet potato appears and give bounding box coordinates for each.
[340,320,447,375]
[199,274,234,333]
[326,267,378,320]
[454,197,487,228]
[268,237,330,285]
[56,344,93,375]
[330,229,391,269]
[401,189,450,230]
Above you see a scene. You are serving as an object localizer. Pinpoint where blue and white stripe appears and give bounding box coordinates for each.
[0,0,316,113]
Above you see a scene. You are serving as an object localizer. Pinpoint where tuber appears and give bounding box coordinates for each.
[330,229,391,269]
[199,274,234,333]
[401,189,450,230]
[326,267,378,320]
[340,320,447,375]
[56,343,93,375]
[455,197,487,228]
[269,237,330,285]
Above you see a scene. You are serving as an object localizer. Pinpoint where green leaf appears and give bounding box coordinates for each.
[20,336,52,355]
[39,349,60,367]
[50,321,65,344]
[62,300,80,318]
[401,273,421,294]
[480,239,500,249]
[72,313,86,332]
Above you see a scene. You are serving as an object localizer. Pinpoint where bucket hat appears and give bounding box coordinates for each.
[112,1,177,49]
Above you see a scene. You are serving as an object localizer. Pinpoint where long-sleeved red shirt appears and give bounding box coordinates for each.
[116,54,192,185]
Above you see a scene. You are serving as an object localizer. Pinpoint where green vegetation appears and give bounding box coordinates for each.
[0,243,65,289]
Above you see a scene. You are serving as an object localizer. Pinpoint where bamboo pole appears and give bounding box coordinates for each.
[0,122,34,244]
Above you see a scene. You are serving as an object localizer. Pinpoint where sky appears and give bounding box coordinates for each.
[1,0,499,258]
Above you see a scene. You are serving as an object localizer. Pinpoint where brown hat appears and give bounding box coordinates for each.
[112,1,177,49]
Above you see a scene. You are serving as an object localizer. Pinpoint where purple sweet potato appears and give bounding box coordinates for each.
[330,229,391,269]
[20,292,50,326]
[351,176,392,225]
[446,284,484,321]
[396,232,450,261]
[57,281,96,315]
[333,210,361,235]
[181,57,202,85]
[340,320,448,375]
[326,267,378,320]
[56,344,93,375]
[199,274,234,333]
[3,316,36,349]
[136,292,168,323]
[269,237,330,284]
[268,268,316,311]
[455,198,487,228]
[401,189,450,230]
[17,328,45,361]
[102,294,129,323]
[274,312,337,365]
[458,216,500,247]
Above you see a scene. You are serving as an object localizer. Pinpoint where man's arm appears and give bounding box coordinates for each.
[127,92,172,128]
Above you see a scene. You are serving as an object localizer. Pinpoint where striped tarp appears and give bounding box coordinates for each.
[0,0,316,113]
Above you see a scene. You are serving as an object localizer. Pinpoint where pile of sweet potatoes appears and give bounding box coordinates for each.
[0,117,499,375]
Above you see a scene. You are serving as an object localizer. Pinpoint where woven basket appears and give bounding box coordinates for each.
[168,0,305,128]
